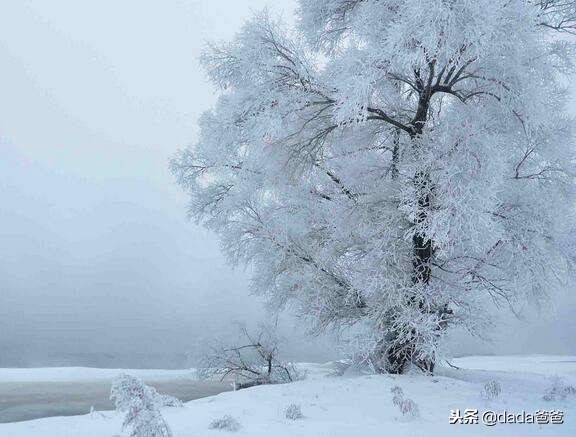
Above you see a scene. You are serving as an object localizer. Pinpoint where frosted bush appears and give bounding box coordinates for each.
[209,415,241,432]
[110,374,181,437]
[398,398,419,417]
[285,403,304,420]
[199,323,301,389]
[543,377,576,401]
[157,393,184,408]
[391,385,404,409]
[390,385,418,417]
[481,380,502,400]
[327,360,351,377]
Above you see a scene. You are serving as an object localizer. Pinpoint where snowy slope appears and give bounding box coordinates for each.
[1,356,575,437]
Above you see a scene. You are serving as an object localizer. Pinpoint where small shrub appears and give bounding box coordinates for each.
[285,403,304,420]
[157,393,183,408]
[390,385,418,417]
[329,360,351,377]
[391,385,404,408]
[398,398,419,417]
[481,380,502,400]
[209,415,241,432]
[110,374,176,437]
[199,323,300,389]
[543,376,576,401]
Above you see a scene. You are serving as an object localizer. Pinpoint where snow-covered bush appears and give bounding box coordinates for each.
[543,376,576,401]
[199,323,302,389]
[156,393,184,408]
[328,360,352,377]
[481,380,502,401]
[285,403,304,420]
[209,415,241,432]
[398,398,419,418]
[391,385,404,397]
[390,385,419,418]
[110,374,181,437]
[391,385,404,408]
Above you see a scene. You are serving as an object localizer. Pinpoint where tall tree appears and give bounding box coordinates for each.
[172,0,576,373]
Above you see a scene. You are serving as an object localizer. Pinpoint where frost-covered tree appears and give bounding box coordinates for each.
[172,0,576,374]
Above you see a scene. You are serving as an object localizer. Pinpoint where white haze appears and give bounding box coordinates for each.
[0,0,574,368]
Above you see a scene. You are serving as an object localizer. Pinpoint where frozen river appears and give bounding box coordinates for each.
[0,369,232,423]
[3,357,575,424]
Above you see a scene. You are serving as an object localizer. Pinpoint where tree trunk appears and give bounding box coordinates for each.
[384,90,438,374]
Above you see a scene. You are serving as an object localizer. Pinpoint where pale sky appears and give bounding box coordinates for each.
[0,0,308,367]
[0,0,574,367]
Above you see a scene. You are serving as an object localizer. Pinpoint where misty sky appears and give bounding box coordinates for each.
[0,0,575,367]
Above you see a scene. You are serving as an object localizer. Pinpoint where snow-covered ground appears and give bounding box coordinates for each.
[1,355,575,436]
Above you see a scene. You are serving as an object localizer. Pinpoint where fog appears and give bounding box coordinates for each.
[0,0,574,369]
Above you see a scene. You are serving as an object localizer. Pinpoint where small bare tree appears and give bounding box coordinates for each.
[199,323,300,390]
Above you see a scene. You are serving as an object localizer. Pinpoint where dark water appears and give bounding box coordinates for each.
[0,379,232,423]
